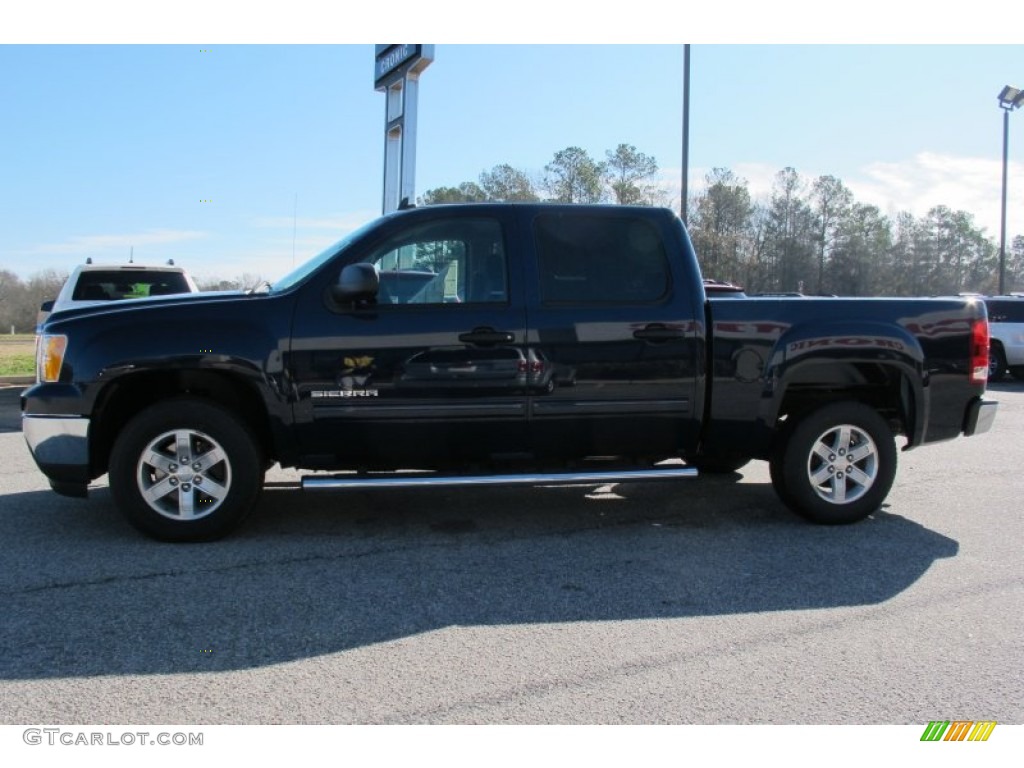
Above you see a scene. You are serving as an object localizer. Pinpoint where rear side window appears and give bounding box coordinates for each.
[534,213,670,305]
[986,299,1024,323]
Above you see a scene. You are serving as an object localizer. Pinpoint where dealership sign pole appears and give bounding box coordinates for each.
[375,45,434,214]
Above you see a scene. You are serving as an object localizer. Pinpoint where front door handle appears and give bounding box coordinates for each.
[459,327,515,345]
[633,324,684,342]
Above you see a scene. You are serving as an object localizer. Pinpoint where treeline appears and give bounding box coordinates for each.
[3,145,1022,332]
[688,167,1023,296]
[420,144,667,207]
[420,146,1024,297]
[0,269,65,334]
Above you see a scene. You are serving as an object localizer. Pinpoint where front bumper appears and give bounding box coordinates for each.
[963,398,998,437]
[22,414,91,487]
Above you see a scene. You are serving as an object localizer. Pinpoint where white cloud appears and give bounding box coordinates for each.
[248,209,379,233]
[849,152,1024,237]
[658,163,794,213]
[188,238,342,283]
[28,229,207,256]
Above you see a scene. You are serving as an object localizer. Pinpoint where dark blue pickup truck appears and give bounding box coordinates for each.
[23,204,997,540]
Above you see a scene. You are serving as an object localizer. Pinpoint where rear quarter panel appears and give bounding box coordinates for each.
[702,297,986,458]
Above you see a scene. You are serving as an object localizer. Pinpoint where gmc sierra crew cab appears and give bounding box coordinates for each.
[23,204,998,541]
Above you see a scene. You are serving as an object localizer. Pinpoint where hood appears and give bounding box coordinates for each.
[41,290,253,328]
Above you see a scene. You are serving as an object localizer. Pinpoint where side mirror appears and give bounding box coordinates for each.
[332,263,379,304]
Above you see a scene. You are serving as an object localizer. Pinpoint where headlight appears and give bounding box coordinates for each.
[36,334,67,383]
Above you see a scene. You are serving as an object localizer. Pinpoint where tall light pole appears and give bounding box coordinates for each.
[681,44,690,225]
[998,85,1024,295]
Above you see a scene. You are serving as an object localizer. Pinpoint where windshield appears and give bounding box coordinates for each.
[271,218,379,293]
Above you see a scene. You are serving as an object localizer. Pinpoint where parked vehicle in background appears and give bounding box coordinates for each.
[37,261,198,326]
[984,296,1024,381]
[702,279,747,298]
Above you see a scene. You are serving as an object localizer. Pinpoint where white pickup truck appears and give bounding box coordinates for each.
[985,296,1024,381]
[38,261,198,326]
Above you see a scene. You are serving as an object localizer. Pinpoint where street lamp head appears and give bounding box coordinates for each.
[997,85,1021,295]
[998,85,1024,111]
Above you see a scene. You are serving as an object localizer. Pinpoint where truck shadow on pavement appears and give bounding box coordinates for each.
[0,475,958,680]
[0,388,25,433]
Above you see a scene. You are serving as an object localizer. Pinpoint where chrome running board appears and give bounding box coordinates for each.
[301,467,697,491]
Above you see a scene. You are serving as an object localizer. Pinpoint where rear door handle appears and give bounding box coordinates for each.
[459,327,515,345]
[633,324,684,342]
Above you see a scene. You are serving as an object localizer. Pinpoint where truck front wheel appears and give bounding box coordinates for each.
[108,398,264,541]
[772,402,897,525]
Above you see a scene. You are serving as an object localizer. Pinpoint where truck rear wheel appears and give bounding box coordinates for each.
[109,398,263,541]
[773,402,896,525]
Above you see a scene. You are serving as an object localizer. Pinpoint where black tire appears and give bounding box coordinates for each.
[772,402,897,525]
[988,343,1008,382]
[1011,366,1024,382]
[687,455,751,474]
[109,398,264,541]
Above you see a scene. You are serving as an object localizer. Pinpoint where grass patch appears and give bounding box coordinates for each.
[0,354,35,376]
[0,336,36,376]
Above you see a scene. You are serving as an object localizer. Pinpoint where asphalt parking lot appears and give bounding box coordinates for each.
[0,383,1021,725]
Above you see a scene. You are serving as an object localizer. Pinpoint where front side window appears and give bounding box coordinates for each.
[366,218,507,305]
[534,213,670,305]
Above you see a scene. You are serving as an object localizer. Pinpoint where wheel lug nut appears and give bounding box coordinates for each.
[169,463,177,473]
[194,476,202,485]
[169,478,178,486]
[193,462,202,472]
[829,454,836,461]
[182,483,191,492]
[837,472,844,479]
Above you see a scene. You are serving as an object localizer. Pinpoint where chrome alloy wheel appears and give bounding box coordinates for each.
[135,429,232,520]
[805,423,878,505]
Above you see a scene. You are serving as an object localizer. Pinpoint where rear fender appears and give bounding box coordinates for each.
[760,320,927,446]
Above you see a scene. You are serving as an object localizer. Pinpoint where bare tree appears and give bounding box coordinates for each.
[761,168,816,293]
[0,269,67,332]
[194,274,265,292]
[810,175,853,294]
[689,168,752,283]
[479,164,538,202]
[418,182,487,205]
[543,147,605,204]
[605,143,658,205]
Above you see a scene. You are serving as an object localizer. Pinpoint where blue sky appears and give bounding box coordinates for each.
[2,5,1022,283]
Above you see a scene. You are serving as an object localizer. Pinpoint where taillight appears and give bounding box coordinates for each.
[969,318,989,385]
